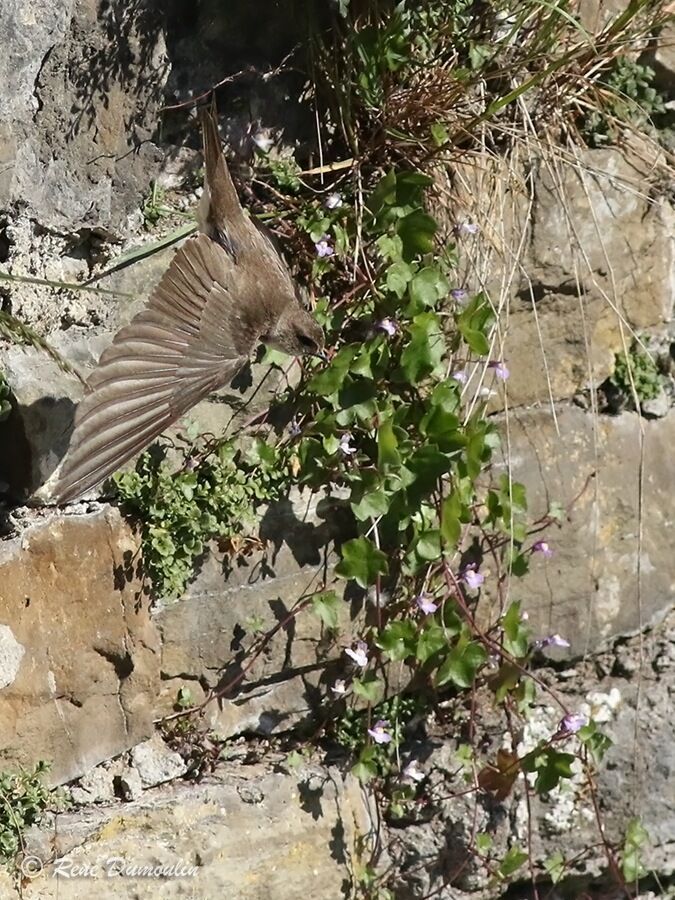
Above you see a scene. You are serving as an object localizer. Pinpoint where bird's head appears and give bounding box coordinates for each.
[263,305,326,360]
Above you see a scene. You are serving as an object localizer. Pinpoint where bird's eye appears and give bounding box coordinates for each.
[298,333,317,352]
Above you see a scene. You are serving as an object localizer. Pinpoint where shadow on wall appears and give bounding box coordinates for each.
[64,0,168,138]
[0,395,76,501]
[161,0,329,157]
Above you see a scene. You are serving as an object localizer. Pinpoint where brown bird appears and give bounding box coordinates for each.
[48,98,324,504]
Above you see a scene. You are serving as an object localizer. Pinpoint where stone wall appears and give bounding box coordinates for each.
[0,1,674,898]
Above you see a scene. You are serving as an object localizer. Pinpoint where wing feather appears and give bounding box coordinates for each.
[49,234,258,503]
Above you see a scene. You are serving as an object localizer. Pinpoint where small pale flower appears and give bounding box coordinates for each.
[325,192,343,210]
[377,317,398,337]
[402,760,425,783]
[339,432,357,456]
[451,288,468,303]
[345,641,368,668]
[452,370,468,384]
[251,131,274,152]
[331,679,348,695]
[532,540,553,558]
[489,361,510,381]
[367,586,391,608]
[455,221,479,236]
[537,633,570,650]
[556,712,587,736]
[461,566,484,590]
[315,237,334,258]
[416,594,438,615]
[368,720,392,745]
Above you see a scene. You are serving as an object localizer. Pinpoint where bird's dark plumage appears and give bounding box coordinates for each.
[48,98,323,503]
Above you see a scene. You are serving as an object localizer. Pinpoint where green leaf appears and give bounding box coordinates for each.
[397,209,437,259]
[400,313,445,384]
[475,832,493,854]
[367,170,397,217]
[336,537,389,588]
[351,487,391,521]
[522,747,576,794]
[497,846,528,879]
[622,818,649,882]
[441,493,462,548]
[375,620,417,662]
[436,633,487,688]
[311,591,340,629]
[386,260,415,298]
[352,673,383,703]
[416,621,447,664]
[579,721,613,763]
[543,851,566,884]
[377,418,401,470]
[430,122,449,146]
[502,601,530,659]
[415,529,441,561]
[408,266,449,309]
[308,346,357,396]
[352,749,380,784]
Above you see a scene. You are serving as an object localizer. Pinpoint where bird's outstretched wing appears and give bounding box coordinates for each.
[50,234,258,503]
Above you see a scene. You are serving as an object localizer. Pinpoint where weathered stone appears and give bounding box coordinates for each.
[155,489,360,738]
[506,149,674,407]
[0,624,25,689]
[499,405,675,647]
[2,0,170,237]
[18,764,374,899]
[116,765,143,802]
[69,763,120,806]
[441,146,674,408]
[0,508,160,783]
[130,734,188,788]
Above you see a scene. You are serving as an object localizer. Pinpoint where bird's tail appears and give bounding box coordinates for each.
[199,95,246,242]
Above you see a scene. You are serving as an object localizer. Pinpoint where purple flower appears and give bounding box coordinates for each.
[461,566,485,590]
[315,236,334,258]
[331,679,348,695]
[536,633,570,650]
[556,712,588,736]
[451,288,468,303]
[325,192,343,210]
[345,641,368,668]
[339,432,357,457]
[452,370,468,384]
[368,720,392,745]
[288,417,302,437]
[402,760,425,783]
[416,594,438,615]
[455,222,479,236]
[377,317,398,337]
[532,540,553,558]
[489,360,510,380]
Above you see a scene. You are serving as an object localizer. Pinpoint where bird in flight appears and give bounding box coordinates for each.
[47,97,324,504]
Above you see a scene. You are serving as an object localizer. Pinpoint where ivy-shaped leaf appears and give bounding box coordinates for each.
[336,537,389,587]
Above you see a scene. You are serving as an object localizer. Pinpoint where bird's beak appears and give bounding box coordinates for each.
[313,349,329,363]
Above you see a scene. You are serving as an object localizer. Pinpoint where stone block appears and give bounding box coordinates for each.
[18,765,375,899]
[498,406,675,649]
[155,489,362,738]
[0,508,160,783]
